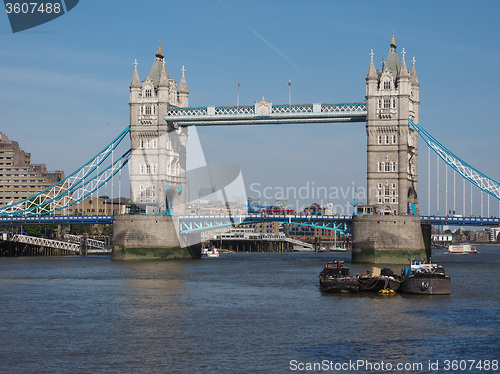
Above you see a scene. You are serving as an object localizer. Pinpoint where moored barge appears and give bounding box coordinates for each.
[319,261,359,293]
[400,259,451,295]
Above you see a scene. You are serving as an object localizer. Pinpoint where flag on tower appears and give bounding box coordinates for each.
[288,80,292,86]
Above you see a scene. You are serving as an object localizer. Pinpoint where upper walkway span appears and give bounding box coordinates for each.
[166,101,367,126]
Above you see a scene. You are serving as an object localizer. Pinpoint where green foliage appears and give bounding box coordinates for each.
[25,224,58,237]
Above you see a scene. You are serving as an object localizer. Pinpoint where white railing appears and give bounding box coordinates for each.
[12,234,80,252]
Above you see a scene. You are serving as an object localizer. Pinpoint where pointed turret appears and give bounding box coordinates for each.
[129,59,142,127]
[385,29,399,82]
[410,56,419,86]
[159,60,169,88]
[179,66,189,93]
[366,49,377,80]
[398,48,410,79]
[397,48,410,101]
[178,66,189,107]
[130,59,141,88]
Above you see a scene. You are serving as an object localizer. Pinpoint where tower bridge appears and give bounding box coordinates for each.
[1,33,499,262]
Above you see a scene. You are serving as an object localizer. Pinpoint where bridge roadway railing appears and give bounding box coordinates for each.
[420,215,500,226]
[64,234,107,251]
[12,234,81,252]
[0,215,114,225]
[166,102,367,126]
[9,234,109,254]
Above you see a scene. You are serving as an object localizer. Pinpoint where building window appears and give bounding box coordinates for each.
[384,99,390,108]
[392,98,396,108]
[385,135,390,144]
[145,106,151,115]
[384,81,390,90]
[392,135,397,144]
[145,89,152,97]
[378,135,383,144]
[385,162,390,172]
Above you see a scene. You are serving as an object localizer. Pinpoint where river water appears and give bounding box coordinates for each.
[0,246,499,374]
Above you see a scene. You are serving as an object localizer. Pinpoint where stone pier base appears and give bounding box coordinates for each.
[112,215,201,260]
[352,215,426,264]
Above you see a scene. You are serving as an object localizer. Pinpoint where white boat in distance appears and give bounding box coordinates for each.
[202,247,220,258]
[448,244,477,254]
[329,246,348,252]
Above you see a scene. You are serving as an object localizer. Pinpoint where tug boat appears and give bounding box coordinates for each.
[319,261,359,293]
[448,244,477,254]
[357,267,401,293]
[400,260,451,295]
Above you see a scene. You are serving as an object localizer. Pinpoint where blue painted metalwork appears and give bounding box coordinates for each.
[409,118,500,200]
[0,126,130,217]
[177,213,500,234]
[178,214,353,234]
[0,215,114,225]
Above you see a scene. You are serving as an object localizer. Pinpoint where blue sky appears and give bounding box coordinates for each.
[0,0,499,215]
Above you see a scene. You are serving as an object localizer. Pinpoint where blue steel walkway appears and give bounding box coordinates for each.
[0,214,498,229]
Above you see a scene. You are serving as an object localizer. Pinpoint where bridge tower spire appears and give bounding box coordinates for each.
[365,31,420,216]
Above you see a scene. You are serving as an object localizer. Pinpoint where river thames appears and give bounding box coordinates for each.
[0,246,499,373]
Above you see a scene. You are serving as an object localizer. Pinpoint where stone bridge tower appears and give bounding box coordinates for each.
[128,42,189,215]
[365,31,420,215]
[112,43,197,260]
[352,32,426,264]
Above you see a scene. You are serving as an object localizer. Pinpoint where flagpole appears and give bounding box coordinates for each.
[237,82,240,107]
[288,80,292,106]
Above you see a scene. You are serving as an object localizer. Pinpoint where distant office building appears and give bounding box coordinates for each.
[67,196,129,216]
[490,227,500,242]
[0,131,64,207]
